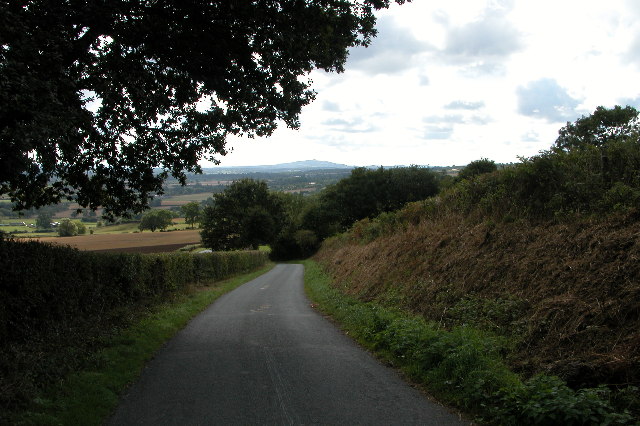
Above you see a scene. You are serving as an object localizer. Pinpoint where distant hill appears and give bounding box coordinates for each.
[203,159,352,174]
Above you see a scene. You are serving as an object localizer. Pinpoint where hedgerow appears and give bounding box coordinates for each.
[438,138,640,223]
[0,237,268,413]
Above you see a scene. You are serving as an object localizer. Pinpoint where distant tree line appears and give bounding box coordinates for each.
[199,166,444,259]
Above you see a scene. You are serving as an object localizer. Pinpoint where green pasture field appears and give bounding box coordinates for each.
[0,219,45,236]
[2,216,194,239]
[160,192,212,205]
[91,222,139,234]
[1,218,93,237]
[84,219,191,235]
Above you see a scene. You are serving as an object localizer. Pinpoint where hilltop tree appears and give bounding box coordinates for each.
[457,158,497,181]
[200,179,285,250]
[554,105,640,151]
[313,166,440,231]
[76,221,87,234]
[139,209,174,232]
[0,0,406,218]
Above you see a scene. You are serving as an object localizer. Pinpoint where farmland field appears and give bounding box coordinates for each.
[160,192,212,206]
[29,229,202,253]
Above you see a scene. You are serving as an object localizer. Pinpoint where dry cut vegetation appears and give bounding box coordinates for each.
[315,211,640,390]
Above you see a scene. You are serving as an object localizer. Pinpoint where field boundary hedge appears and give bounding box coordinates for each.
[0,237,268,413]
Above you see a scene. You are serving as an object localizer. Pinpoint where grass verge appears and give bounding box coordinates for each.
[302,259,637,425]
[11,263,275,426]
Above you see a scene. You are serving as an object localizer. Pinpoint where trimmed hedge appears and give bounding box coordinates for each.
[0,238,268,412]
[0,238,268,344]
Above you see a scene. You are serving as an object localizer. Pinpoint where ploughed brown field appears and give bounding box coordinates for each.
[32,229,201,253]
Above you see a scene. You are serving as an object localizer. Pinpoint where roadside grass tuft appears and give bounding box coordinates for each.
[10,264,275,426]
[303,260,637,425]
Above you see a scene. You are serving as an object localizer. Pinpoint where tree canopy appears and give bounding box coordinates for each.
[180,201,201,229]
[58,218,86,236]
[554,105,639,151]
[35,212,53,230]
[200,179,285,250]
[138,209,173,232]
[0,0,405,217]
[457,158,497,181]
[311,166,440,232]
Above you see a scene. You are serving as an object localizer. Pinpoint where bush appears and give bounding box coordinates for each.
[76,221,87,235]
[270,227,319,260]
[57,219,78,237]
[457,158,498,181]
[491,375,635,425]
[139,209,174,232]
[0,239,268,413]
[427,136,640,223]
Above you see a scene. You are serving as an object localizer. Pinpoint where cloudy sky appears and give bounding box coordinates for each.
[211,0,640,168]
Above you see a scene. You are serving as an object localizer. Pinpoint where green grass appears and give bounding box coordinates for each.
[302,260,636,425]
[0,219,38,234]
[11,263,275,426]
[2,215,195,237]
[91,222,140,234]
[93,218,192,234]
[161,192,212,203]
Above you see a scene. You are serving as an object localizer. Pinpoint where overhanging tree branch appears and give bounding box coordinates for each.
[1,0,407,216]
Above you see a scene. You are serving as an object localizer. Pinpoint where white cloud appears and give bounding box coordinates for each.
[346,16,432,75]
[516,79,582,123]
[424,125,454,140]
[522,130,540,143]
[434,5,523,76]
[423,114,465,124]
[443,17,522,61]
[322,101,341,112]
[322,117,378,133]
[444,100,485,110]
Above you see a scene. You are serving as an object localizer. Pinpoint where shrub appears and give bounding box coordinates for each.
[270,227,320,260]
[457,158,498,181]
[76,221,87,235]
[425,136,640,224]
[57,219,78,236]
[491,375,635,425]
[0,238,268,413]
[139,209,174,232]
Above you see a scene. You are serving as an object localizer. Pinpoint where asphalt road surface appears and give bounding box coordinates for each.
[108,264,467,425]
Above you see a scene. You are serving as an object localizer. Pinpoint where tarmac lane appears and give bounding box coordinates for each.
[108,264,467,425]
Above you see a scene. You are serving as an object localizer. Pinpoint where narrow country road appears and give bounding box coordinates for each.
[108,264,466,425]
